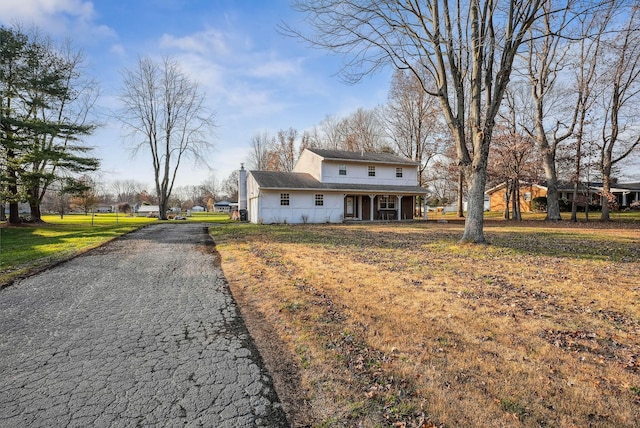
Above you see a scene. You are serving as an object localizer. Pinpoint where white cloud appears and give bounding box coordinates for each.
[248,57,303,78]
[110,43,125,57]
[0,0,91,29]
[159,28,229,56]
[0,0,116,41]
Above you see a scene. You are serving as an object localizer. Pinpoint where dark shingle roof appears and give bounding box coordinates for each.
[305,148,418,165]
[249,170,427,194]
[617,182,640,190]
[250,171,321,189]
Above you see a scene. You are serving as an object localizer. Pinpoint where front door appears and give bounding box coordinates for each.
[345,196,358,219]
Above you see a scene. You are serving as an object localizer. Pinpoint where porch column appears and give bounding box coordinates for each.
[622,192,628,206]
[369,194,375,221]
[397,195,403,220]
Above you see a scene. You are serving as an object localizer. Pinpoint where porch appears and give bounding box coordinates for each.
[343,194,418,221]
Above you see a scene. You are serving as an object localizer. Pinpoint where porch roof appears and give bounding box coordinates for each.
[250,171,427,194]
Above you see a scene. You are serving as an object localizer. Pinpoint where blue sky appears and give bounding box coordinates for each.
[0,0,392,189]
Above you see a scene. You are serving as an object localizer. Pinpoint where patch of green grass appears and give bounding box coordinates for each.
[43,213,158,226]
[183,211,235,223]
[295,344,311,369]
[47,211,232,225]
[0,212,238,285]
[500,398,528,420]
[0,215,159,284]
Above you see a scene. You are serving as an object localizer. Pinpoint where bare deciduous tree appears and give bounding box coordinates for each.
[247,131,272,170]
[383,70,446,187]
[265,128,298,172]
[221,170,239,201]
[595,5,640,220]
[318,115,343,150]
[285,0,545,243]
[341,107,385,152]
[489,87,541,219]
[111,179,145,203]
[524,1,578,222]
[118,56,215,220]
[568,6,612,222]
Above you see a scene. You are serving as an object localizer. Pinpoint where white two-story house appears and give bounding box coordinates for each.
[243,148,427,224]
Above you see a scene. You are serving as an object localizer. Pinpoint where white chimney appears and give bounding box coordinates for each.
[238,163,247,211]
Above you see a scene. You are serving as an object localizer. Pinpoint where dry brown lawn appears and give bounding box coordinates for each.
[210,220,640,427]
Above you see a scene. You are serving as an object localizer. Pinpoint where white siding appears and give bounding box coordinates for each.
[292,149,323,180]
[322,161,418,186]
[246,173,261,223]
[253,190,344,224]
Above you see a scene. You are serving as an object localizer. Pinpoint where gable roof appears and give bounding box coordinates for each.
[249,170,427,194]
[305,148,419,166]
[485,182,547,195]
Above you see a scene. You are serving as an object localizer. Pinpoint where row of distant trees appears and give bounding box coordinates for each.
[37,175,239,217]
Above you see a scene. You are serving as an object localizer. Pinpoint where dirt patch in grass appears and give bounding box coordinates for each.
[211,221,640,427]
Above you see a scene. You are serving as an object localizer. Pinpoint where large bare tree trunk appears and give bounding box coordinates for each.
[601,164,612,221]
[542,146,562,221]
[457,169,464,218]
[462,165,488,244]
[503,180,511,220]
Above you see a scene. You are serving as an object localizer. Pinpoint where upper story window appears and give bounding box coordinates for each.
[280,193,290,206]
[524,192,532,201]
[315,194,324,206]
[396,167,403,178]
[368,166,376,177]
[339,164,347,175]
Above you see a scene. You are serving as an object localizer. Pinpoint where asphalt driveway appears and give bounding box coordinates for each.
[0,223,288,427]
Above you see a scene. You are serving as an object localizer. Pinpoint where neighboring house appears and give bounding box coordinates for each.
[486,181,640,211]
[136,205,160,216]
[556,182,640,209]
[214,201,238,213]
[213,201,230,212]
[191,205,205,212]
[95,205,113,213]
[244,148,428,224]
[486,182,547,212]
[441,195,490,213]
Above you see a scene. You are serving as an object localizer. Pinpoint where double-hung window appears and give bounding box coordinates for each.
[379,195,396,209]
[396,167,403,178]
[315,194,324,206]
[339,164,347,175]
[280,193,290,206]
[368,166,376,177]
